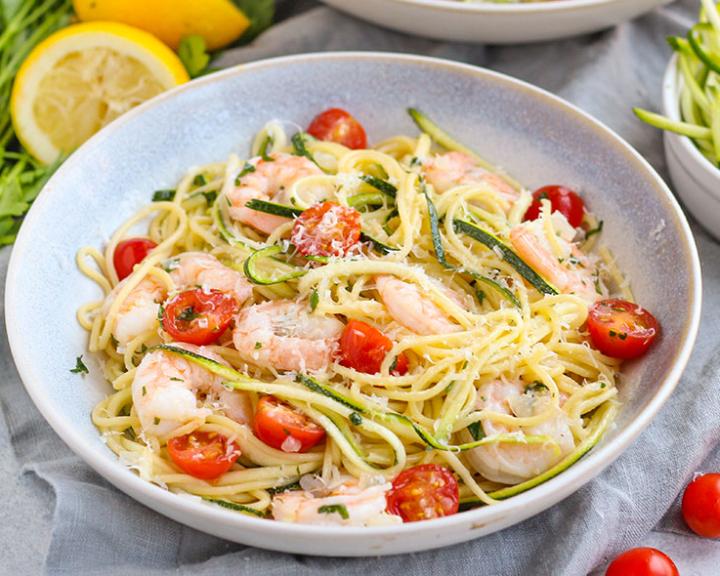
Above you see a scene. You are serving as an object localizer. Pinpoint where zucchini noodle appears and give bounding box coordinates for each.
[78,114,625,525]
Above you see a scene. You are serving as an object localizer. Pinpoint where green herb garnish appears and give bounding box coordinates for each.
[310,289,319,311]
[177,35,210,78]
[152,189,176,202]
[70,355,89,375]
[317,504,349,520]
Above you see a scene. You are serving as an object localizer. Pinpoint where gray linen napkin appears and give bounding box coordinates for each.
[1,1,719,574]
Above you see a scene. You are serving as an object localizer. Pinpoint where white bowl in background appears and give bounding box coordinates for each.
[663,54,720,240]
[320,0,672,44]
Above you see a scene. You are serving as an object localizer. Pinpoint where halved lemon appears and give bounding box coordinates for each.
[11,22,189,164]
[73,0,250,51]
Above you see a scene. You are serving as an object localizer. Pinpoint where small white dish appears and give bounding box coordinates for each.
[320,0,672,44]
[663,54,720,240]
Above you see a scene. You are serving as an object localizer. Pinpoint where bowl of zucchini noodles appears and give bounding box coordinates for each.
[319,0,673,44]
[5,52,700,556]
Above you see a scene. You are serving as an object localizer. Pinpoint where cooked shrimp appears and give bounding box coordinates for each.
[131,343,251,437]
[423,152,518,201]
[106,252,252,346]
[167,251,252,303]
[228,153,322,234]
[233,300,343,372]
[272,478,400,526]
[509,220,599,302]
[375,275,461,336]
[103,277,165,345]
[464,380,575,485]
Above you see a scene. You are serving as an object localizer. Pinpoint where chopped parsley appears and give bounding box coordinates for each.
[142,386,147,396]
[310,289,319,311]
[177,306,200,322]
[153,417,161,425]
[317,504,349,520]
[254,342,263,350]
[152,189,176,202]
[70,355,89,375]
[193,174,207,187]
[235,162,256,185]
[201,191,217,205]
[526,381,549,393]
[467,421,485,441]
[169,377,184,382]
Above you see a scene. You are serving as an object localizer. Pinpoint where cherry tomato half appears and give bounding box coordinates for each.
[606,547,679,576]
[307,108,367,149]
[682,473,720,538]
[587,299,660,360]
[386,464,459,522]
[339,319,408,375]
[291,201,362,258]
[161,288,238,346]
[253,396,326,453]
[167,431,240,480]
[113,237,157,280]
[523,185,585,228]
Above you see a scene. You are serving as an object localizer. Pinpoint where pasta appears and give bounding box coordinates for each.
[76,109,637,526]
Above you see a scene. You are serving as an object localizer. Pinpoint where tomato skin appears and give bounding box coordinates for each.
[113,238,157,280]
[587,299,660,360]
[167,431,240,480]
[306,108,367,149]
[253,396,326,453]
[682,473,720,538]
[523,185,585,228]
[291,201,362,258]
[162,288,238,346]
[605,548,679,576]
[339,319,408,375]
[386,464,459,522]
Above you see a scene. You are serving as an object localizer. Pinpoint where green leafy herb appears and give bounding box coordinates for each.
[231,0,275,43]
[157,302,165,321]
[153,417,161,425]
[467,421,485,441]
[309,289,319,311]
[201,190,217,205]
[177,306,200,322]
[177,35,210,78]
[254,342,262,350]
[235,162,256,185]
[152,189,176,202]
[169,377,184,382]
[193,173,207,187]
[70,355,89,375]
[526,381,549,393]
[317,504,349,520]
[349,412,362,426]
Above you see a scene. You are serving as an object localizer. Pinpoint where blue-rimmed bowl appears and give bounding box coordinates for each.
[5,52,701,556]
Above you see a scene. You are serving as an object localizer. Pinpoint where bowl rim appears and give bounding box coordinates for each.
[360,0,665,15]
[5,51,703,546]
[662,53,720,198]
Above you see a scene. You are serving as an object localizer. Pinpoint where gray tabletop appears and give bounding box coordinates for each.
[2,1,720,574]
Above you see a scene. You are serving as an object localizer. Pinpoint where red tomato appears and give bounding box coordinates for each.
[253,396,325,453]
[167,431,240,480]
[113,237,157,280]
[523,185,585,228]
[606,548,679,576]
[682,473,720,538]
[386,464,459,522]
[339,319,408,375]
[291,201,362,258]
[307,108,367,149]
[161,288,238,346]
[587,299,660,359]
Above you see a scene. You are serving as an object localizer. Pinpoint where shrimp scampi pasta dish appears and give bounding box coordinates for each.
[77,107,660,525]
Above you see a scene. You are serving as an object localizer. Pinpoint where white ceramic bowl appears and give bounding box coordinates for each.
[663,54,720,240]
[5,53,701,556]
[320,0,672,44]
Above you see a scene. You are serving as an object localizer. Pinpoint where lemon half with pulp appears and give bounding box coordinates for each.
[11,21,189,164]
